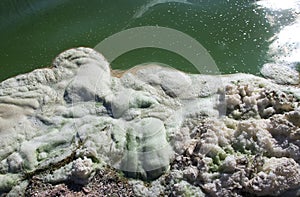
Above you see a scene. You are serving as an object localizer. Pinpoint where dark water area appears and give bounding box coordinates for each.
[0,0,297,82]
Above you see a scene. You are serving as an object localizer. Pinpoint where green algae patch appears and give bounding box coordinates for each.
[0,174,21,194]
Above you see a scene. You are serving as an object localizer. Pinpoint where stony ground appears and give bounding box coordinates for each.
[25,167,135,197]
[1,48,300,197]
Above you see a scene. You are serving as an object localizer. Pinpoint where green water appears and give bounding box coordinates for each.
[0,0,280,82]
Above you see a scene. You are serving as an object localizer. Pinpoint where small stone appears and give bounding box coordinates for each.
[186,141,197,156]
[262,107,275,118]
[226,94,242,110]
[221,155,236,173]
[70,157,94,185]
[175,156,182,162]
[183,166,199,182]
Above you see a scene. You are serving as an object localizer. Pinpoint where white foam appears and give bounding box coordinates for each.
[269,16,300,64]
[256,0,300,66]
[133,0,192,19]
[256,0,300,11]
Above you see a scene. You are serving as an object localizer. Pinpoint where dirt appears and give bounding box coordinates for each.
[25,167,135,197]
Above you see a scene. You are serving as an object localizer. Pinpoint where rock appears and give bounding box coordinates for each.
[247,157,300,196]
[64,62,111,103]
[7,153,23,173]
[70,157,94,185]
[221,155,236,173]
[6,180,28,197]
[226,83,297,119]
[262,107,275,117]
[0,47,300,196]
[261,63,299,85]
[0,174,21,194]
[183,166,199,182]
[226,94,242,110]
[172,180,205,197]
[286,108,300,127]
[130,179,166,197]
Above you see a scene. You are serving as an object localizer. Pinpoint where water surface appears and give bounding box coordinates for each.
[0,0,299,81]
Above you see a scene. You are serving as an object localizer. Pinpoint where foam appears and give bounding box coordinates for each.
[269,16,300,64]
[132,0,192,19]
[256,0,300,66]
[256,0,300,11]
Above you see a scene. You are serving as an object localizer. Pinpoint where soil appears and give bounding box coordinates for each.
[25,167,135,197]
